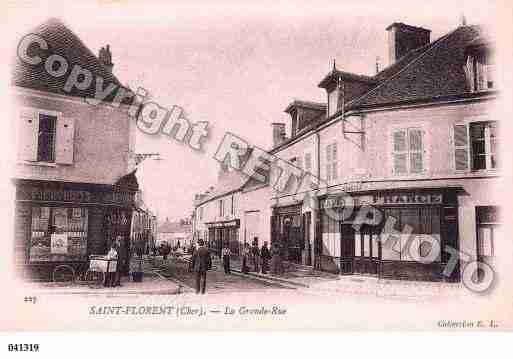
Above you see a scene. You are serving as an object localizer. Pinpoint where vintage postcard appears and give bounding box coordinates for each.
[1,0,512,334]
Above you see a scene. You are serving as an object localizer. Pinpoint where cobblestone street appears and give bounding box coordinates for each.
[149,256,292,294]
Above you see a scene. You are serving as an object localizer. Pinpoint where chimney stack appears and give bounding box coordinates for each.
[271,123,287,148]
[386,23,430,65]
[99,44,114,73]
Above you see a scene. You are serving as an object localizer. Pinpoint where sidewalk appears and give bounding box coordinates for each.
[210,256,339,288]
[27,259,185,296]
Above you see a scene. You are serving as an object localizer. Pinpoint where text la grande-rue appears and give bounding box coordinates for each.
[224,306,286,316]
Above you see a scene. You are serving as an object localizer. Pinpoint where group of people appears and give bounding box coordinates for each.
[221,238,282,276]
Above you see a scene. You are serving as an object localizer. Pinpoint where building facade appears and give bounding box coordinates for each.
[269,22,499,282]
[11,19,139,280]
[193,162,271,257]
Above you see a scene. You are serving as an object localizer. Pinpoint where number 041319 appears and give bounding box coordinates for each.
[7,344,39,352]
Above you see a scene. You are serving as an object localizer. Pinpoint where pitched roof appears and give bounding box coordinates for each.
[348,25,483,109]
[284,99,327,113]
[318,69,378,88]
[12,18,130,103]
[196,168,249,206]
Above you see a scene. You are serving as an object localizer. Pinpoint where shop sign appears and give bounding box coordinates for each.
[32,189,91,202]
[206,219,240,228]
[372,192,443,205]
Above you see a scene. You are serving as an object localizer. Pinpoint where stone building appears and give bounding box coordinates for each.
[269,21,499,282]
[11,18,139,280]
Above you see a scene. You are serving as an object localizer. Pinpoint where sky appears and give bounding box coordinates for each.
[6,0,496,222]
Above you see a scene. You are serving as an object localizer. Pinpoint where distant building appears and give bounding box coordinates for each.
[158,218,193,248]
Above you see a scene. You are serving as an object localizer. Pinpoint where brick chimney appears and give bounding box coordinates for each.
[99,44,114,73]
[271,123,287,148]
[387,23,430,65]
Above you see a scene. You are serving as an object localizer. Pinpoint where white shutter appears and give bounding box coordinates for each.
[392,130,407,174]
[454,124,469,171]
[304,152,312,173]
[17,108,39,161]
[332,142,338,179]
[409,129,423,173]
[55,117,75,164]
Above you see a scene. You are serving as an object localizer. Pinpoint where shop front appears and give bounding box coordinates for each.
[271,203,311,265]
[206,219,240,257]
[14,179,136,281]
[318,187,460,282]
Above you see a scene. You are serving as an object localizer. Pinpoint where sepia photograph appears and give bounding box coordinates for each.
[1,0,512,346]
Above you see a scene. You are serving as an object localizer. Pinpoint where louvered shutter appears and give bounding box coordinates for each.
[454,124,470,171]
[392,130,407,174]
[409,129,423,173]
[304,152,312,173]
[325,144,332,181]
[17,108,39,161]
[332,142,338,179]
[55,117,75,164]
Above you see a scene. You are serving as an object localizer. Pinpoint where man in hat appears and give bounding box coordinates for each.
[190,239,212,294]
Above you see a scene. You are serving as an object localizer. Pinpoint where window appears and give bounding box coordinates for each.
[476,53,494,91]
[29,207,88,262]
[18,109,75,164]
[328,90,338,117]
[392,128,423,175]
[219,200,224,217]
[198,207,203,221]
[37,114,57,162]
[325,142,338,181]
[454,122,498,171]
[231,195,235,215]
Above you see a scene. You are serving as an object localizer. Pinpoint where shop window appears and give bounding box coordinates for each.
[476,206,500,258]
[392,128,424,175]
[321,212,341,257]
[325,142,338,181]
[29,206,88,262]
[380,207,441,262]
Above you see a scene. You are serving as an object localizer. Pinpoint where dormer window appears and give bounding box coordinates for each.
[476,52,494,91]
[464,39,495,92]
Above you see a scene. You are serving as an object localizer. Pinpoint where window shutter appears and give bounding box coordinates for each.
[409,129,423,173]
[17,108,39,161]
[332,142,338,179]
[392,130,407,174]
[55,117,75,164]
[305,152,312,173]
[454,124,469,171]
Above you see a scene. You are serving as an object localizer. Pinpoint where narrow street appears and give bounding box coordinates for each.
[148,256,293,294]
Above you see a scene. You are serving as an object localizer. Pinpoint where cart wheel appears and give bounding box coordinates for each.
[85,270,105,289]
[52,265,75,284]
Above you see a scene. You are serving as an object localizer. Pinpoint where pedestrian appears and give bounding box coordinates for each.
[105,243,118,287]
[241,243,251,274]
[222,243,231,274]
[251,238,260,272]
[270,242,282,276]
[190,239,212,294]
[114,235,126,287]
[260,241,271,274]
